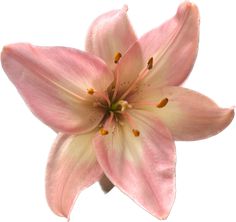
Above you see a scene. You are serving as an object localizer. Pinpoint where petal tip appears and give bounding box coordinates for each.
[224,107,235,123]
[210,107,234,138]
[1,43,30,59]
[177,1,199,17]
[159,216,168,220]
[122,4,128,12]
[1,44,15,68]
[152,208,171,220]
[1,45,12,57]
[228,107,235,121]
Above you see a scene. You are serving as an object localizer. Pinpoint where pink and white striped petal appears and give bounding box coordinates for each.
[1,44,113,133]
[86,5,137,72]
[115,2,199,97]
[130,86,234,141]
[94,110,176,219]
[46,132,103,219]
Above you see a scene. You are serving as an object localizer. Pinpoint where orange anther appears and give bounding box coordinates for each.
[156,98,168,108]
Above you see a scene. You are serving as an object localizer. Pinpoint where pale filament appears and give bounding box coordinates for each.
[99,112,114,136]
[111,72,120,102]
[122,112,137,129]
[94,90,111,106]
[119,58,153,101]
[131,98,169,109]
[131,101,158,107]
[112,52,122,102]
[122,112,140,137]
[107,111,114,127]
[93,101,107,109]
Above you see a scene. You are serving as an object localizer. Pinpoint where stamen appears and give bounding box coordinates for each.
[122,112,140,137]
[119,57,154,100]
[93,102,106,108]
[99,128,109,136]
[93,91,111,106]
[87,88,95,95]
[156,98,168,108]
[99,113,114,136]
[132,129,140,137]
[147,57,153,70]
[114,52,122,64]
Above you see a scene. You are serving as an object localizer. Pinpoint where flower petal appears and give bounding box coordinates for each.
[115,2,199,97]
[130,86,234,141]
[46,132,103,219]
[86,5,137,71]
[94,110,176,219]
[1,43,113,133]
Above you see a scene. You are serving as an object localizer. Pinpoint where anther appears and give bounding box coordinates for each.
[99,128,109,136]
[87,88,95,95]
[114,52,122,64]
[147,57,153,70]
[156,98,168,108]
[132,129,140,137]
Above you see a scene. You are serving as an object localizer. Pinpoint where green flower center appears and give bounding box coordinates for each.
[109,100,131,112]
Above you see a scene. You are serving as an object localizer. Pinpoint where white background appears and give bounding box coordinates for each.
[0,0,236,222]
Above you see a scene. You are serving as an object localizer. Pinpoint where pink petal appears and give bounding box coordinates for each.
[1,43,113,133]
[115,2,199,97]
[86,5,137,72]
[94,110,176,219]
[130,86,234,141]
[46,132,103,219]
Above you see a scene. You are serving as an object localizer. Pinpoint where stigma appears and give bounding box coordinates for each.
[117,100,132,112]
[110,100,132,112]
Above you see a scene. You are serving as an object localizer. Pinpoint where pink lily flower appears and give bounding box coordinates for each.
[1,2,234,220]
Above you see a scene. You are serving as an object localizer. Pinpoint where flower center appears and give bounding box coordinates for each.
[87,54,169,138]
[109,100,132,112]
[97,99,140,137]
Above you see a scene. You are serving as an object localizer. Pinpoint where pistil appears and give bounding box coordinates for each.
[110,100,132,112]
